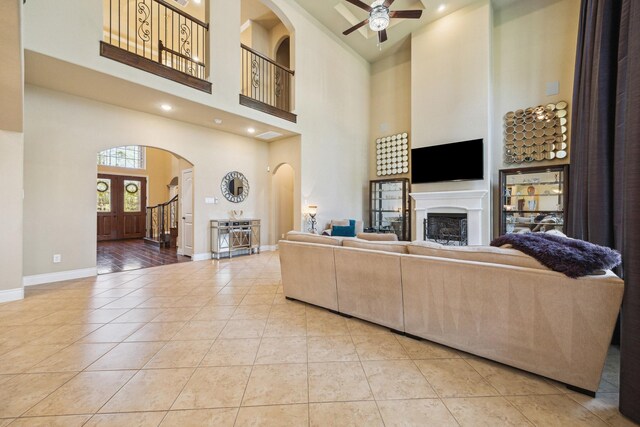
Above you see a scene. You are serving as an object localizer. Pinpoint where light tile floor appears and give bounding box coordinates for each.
[0,252,636,426]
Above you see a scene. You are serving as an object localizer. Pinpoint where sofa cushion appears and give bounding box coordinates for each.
[356,232,399,242]
[286,231,344,246]
[330,219,364,234]
[407,240,546,270]
[330,219,349,228]
[332,224,356,237]
[343,239,409,254]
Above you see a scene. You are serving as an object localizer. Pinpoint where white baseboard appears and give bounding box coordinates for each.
[192,253,212,261]
[260,245,277,252]
[0,287,24,303]
[23,267,98,287]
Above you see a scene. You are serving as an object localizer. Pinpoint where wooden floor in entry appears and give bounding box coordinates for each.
[97,238,191,275]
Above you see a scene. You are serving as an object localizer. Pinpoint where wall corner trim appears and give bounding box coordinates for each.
[23,267,98,287]
[0,287,24,303]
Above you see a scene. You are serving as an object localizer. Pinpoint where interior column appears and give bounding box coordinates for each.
[0,0,25,302]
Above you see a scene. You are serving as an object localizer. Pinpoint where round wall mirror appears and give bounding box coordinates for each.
[221,171,249,203]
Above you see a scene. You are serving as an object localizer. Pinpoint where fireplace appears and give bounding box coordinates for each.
[410,190,489,246]
[425,213,468,245]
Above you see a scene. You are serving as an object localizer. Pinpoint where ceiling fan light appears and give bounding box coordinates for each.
[369,6,389,31]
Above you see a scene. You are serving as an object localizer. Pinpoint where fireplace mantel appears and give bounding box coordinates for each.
[410,190,489,245]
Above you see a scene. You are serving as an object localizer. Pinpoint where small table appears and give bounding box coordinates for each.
[210,219,260,259]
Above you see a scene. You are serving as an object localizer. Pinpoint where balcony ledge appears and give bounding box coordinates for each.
[239,94,297,123]
[100,42,212,94]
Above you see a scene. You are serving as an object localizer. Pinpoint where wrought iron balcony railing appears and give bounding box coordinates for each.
[101,0,211,93]
[240,44,296,123]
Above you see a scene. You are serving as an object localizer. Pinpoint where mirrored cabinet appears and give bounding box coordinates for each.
[499,165,569,235]
[210,219,260,259]
[369,178,411,241]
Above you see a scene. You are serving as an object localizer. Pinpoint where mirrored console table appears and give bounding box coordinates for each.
[210,219,260,259]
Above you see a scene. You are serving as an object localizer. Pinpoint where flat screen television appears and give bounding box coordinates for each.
[411,139,484,183]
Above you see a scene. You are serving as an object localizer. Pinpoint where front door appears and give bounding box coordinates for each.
[97,174,147,241]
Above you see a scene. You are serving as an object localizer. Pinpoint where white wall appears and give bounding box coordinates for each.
[250,0,370,230]
[24,86,271,277]
[272,163,294,242]
[23,0,370,245]
[0,0,23,133]
[269,135,301,235]
[369,43,412,182]
[492,0,579,235]
[411,1,492,242]
[0,0,24,300]
[0,131,24,298]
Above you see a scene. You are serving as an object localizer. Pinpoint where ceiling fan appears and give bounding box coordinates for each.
[342,0,423,44]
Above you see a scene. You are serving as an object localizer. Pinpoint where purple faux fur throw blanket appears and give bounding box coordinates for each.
[490,233,621,278]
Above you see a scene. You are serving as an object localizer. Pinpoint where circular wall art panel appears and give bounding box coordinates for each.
[503,101,569,164]
[375,132,410,176]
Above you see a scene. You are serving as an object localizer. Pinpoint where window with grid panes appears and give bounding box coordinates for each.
[97,146,145,169]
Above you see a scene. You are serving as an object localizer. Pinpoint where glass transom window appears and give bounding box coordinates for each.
[97,146,145,169]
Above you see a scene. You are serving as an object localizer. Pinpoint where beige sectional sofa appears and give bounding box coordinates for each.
[279,231,624,394]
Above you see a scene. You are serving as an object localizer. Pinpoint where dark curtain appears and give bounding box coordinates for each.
[568,0,639,422]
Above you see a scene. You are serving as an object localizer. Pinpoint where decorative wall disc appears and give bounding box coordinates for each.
[504,101,569,164]
[375,132,409,176]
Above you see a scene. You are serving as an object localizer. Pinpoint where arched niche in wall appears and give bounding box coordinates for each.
[275,36,290,69]
[272,162,295,243]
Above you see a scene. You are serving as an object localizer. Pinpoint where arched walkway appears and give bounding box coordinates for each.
[96,145,194,274]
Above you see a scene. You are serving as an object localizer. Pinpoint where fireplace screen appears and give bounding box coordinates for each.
[425,214,468,246]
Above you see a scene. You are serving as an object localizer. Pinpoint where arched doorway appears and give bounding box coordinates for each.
[275,36,290,69]
[273,163,295,243]
[96,145,194,274]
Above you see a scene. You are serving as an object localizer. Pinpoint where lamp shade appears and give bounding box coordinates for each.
[307,205,318,215]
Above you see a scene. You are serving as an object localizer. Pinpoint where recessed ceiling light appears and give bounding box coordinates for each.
[193,0,201,4]
[161,104,172,111]
[214,118,223,124]
[437,4,446,12]
[247,127,256,134]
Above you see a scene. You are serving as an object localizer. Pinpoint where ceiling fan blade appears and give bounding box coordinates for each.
[344,0,372,12]
[378,29,388,43]
[343,19,369,35]
[389,10,423,19]
[383,0,396,7]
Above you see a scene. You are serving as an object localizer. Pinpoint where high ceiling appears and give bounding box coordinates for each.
[292,0,480,62]
[177,0,523,63]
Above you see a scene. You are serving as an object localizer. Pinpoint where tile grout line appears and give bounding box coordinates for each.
[350,326,387,425]
[460,355,539,425]
[231,274,265,427]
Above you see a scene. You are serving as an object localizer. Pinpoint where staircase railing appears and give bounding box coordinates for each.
[103,0,208,80]
[146,195,178,247]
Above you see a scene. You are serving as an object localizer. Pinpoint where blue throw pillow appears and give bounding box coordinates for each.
[332,224,356,237]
